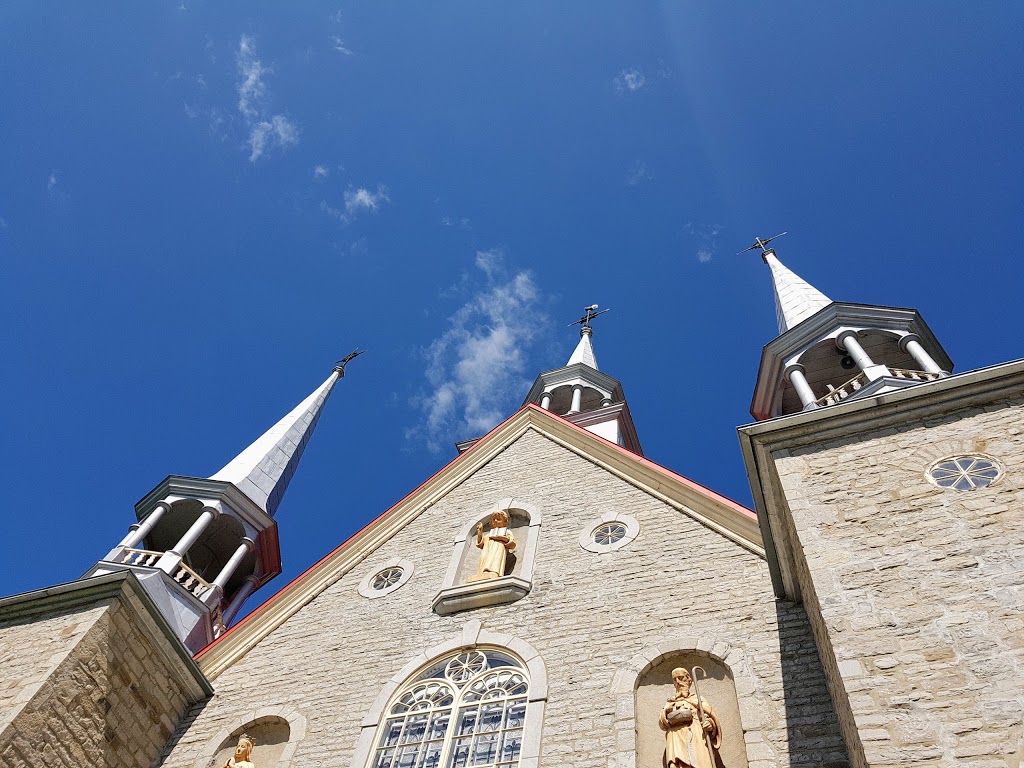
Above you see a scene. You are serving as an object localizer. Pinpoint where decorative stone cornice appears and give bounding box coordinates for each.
[196,404,761,679]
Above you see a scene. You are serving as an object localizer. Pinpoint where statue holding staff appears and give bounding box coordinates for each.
[659,667,722,768]
[467,510,515,581]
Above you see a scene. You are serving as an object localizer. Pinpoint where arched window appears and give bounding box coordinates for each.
[369,649,529,768]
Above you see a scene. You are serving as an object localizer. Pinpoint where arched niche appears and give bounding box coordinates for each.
[637,655,747,768]
[612,640,752,768]
[432,499,541,615]
[195,709,307,768]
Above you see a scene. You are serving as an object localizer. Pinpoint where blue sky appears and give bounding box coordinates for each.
[2,3,1023,608]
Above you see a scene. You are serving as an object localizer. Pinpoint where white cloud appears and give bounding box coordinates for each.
[237,35,268,119]
[248,115,299,162]
[47,173,58,195]
[235,35,298,162]
[344,185,389,213]
[313,165,329,179]
[410,253,544,452]
[321,185,390,224]
[697,248,713,264]
[614,67,646,93]
[330,35,353,55]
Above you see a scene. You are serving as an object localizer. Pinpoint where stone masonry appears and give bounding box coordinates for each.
[0,573,211,768]
[771,395,1024,767]
[159,428,848,768]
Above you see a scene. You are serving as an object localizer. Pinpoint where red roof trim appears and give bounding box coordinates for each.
[195,403,754,659]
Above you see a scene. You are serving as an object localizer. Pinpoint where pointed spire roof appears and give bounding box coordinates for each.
[764,249,832,334]
[567,328,599,369]
[210,369,341,516]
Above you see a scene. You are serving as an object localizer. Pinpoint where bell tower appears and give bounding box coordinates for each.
[738,235,1024,767]
[746,234,952,421]
[521,304,642,454]
[85,356,359,653]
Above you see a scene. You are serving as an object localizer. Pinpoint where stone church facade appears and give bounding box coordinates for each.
[1,247,1021,768]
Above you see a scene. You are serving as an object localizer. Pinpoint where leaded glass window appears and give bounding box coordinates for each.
[592,522,627,546]
[372,567,405,590]
[370,650,529,768]
[927,455,1003,490]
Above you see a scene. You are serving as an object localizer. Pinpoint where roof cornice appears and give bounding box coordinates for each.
[196,405,760,679]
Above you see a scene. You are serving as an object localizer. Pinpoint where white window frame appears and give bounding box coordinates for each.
[352,623,548,768]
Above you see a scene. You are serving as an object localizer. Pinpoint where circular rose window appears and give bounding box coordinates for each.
[926,455,1002,490]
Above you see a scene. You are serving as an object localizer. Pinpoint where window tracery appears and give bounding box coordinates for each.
[369,650,529,768]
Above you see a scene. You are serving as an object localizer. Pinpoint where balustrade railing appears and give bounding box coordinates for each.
[815,367,941,407]
[117,548,213,599]
[889,368,942,382]
[815,371,869,407]
[173,561,213,599]
[120,548,162,567]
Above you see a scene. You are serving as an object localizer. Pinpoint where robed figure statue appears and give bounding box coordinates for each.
[659,668,722,768]
[468,510,516,581]
[223,735,255,768]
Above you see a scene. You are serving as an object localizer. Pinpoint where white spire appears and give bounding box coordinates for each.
[210,370,340,516]
[764,249,832,334]
[567,328,599,369]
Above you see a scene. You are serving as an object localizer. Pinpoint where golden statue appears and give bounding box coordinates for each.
[223,734,255,768]
[467,510,515,581]
[659,668,722,768]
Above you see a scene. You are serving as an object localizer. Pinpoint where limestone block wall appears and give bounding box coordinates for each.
[0,576,211,768]
[160,429,848,768]
[771,396,1024,766]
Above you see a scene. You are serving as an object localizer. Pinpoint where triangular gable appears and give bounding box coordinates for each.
[196,403,762,679]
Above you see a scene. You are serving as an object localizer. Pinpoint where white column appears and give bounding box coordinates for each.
[785,365,818,410]
[539,392,551,410]
[899,334,944,374]
[568,385,583,414]
[157,506,219,575]
[837,331,874,371]
[105,501,171,561]
[211,538,256,593]
[223,575,259,626]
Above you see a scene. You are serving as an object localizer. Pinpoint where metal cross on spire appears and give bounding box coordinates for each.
[738,232,788,261]
[333,348,366,376]
[568,304,610,330]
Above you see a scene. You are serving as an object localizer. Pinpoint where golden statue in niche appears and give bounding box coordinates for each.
[223,734,255,768]
[659,667,722,768]
[467,510,516,582]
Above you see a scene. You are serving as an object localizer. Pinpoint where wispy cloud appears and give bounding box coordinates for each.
[236,35,298,162]
[409,252,544,452]
[321,185,390,224]
[330,35,353,55]
[313,165,329,179]
[248,116,298,162]
[47,172,58,194]
[614,67,646,93]
[685,222,723,264]
[626,160,652,186]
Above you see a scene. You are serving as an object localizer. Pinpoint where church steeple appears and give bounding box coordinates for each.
[763,248,833,334]
[522,305,642,454]
[85,358,357,652]
[744,235,953,421]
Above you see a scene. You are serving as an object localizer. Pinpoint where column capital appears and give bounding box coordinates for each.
[241,536,257,553]
[897,333,923,353]
[783,362,807,378]
[835,329,861,349]
[201,505,221,520]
